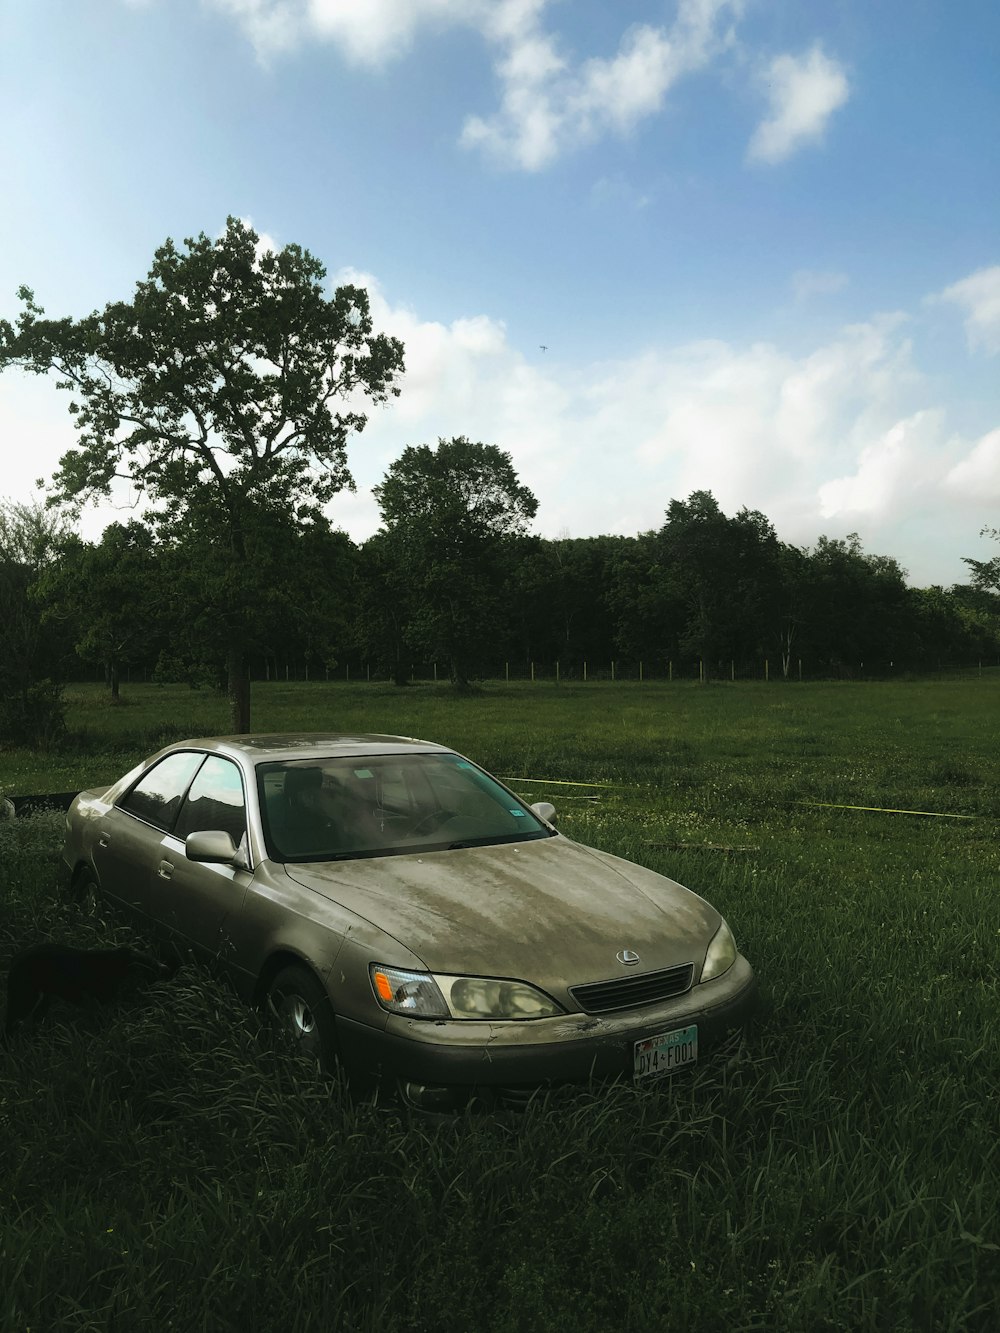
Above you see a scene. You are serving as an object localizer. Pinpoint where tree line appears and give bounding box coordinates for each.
[1,218,998,745]
[2,477,998,746]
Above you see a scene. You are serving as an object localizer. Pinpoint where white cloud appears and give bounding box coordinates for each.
[5,265,996,587]
[311,274,996,583]
[305,0,473,67]
[203,0,533,65]
[944,427,1000,499]
[934,265,1000,354]
[0,371,149,543]
[791,269,848,301]
[462,1,740,170]
[209,0,304,58]
[620,316,918,522]
[138,1,857,174]
[189,0,747,169]
[747,45,849,165]
[817,411,942,518]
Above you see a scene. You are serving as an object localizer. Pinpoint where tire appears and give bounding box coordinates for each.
[264,964,340,1073]
[69,865,100,914]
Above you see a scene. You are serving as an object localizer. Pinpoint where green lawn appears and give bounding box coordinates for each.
[1,680,998,1330]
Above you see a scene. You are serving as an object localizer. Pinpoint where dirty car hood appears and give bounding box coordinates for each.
[282,836,718,987]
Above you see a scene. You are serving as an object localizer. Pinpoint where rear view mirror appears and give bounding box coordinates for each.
[186,830,238,863]
[530,801,557,827]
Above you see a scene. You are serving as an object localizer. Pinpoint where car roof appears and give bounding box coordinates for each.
[172,733,453,763]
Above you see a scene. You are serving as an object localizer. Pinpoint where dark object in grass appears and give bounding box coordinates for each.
[2,943,177,1041]
[6,791,81,817]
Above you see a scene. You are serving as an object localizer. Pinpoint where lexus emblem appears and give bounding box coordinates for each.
[616,949,641,966]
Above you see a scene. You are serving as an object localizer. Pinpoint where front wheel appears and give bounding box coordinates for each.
[264,964,340,1073]
[68,864,100,914]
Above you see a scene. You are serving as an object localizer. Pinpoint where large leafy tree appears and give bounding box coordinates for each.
[372,437,538,687]
[655,491,784,679]
[963,526,1000,594]
[797,533,912,672]
[0,217,404,730]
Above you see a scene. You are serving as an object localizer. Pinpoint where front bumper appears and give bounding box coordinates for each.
[336,954,757,1092]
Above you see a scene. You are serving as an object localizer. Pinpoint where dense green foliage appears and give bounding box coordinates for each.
[372,437,539,686]
[2,487,998,740]
[0,218,404,730]
[0,501,74,745]
[1,680,998,1330]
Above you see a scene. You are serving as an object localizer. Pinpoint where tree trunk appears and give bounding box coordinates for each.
[227,643,251,733]
[392,642,408,687]
[110,662,120,700]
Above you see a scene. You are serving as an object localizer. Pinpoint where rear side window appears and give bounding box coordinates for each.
[119,752,204,831]
[173,756,247,846]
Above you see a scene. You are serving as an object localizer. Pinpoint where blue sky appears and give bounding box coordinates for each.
[1,0,998,585]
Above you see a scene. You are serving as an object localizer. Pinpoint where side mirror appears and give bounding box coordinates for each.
[530,801,557,827]
[186,829,238,863]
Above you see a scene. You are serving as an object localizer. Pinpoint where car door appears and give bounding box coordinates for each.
[94,751,207,921]
[145,755,254,969]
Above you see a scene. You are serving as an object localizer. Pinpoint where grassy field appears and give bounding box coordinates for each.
[1,679,998,1330]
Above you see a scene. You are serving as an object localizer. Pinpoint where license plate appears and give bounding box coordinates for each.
[633,1024,698,1081]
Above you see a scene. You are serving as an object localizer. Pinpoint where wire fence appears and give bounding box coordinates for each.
[76,656,1000,687]
[247,656,1000,685]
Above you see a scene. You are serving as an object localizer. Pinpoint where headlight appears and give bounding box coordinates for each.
[440,976,563,1019]
[701,920,737,981]
[370,965,449,1017]
[370,965,563,1020]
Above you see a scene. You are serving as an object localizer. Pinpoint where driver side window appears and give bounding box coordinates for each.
[119,752,204,831]
[173,756,247,847]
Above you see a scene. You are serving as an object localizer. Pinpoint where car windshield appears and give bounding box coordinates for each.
[256,752,553,862]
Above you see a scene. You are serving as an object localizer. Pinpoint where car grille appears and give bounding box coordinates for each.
[570,963,694,1014]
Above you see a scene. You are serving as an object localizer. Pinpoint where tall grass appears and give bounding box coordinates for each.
[1,680,998,1330]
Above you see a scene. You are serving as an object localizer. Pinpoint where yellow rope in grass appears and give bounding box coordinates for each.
[501,782,974,818]
[798,800,974,820]
[499,776,626,789]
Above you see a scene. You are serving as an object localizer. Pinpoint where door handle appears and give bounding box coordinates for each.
[98,832,110,848]
[157,860,174,879]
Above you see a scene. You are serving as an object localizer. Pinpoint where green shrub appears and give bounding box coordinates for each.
[0,678,66,748]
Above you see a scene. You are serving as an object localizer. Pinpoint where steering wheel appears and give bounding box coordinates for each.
[406,808,458,836]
